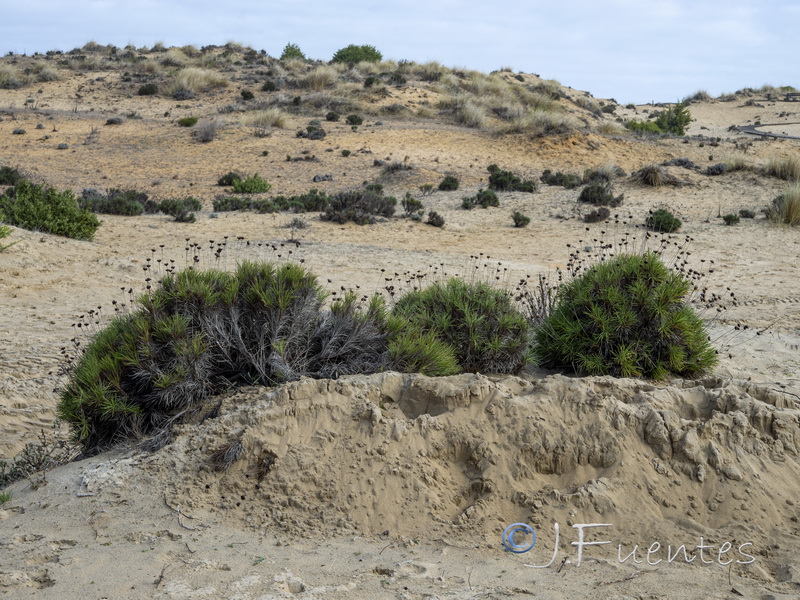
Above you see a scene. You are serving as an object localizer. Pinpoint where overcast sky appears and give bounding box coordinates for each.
[2,1,797,103]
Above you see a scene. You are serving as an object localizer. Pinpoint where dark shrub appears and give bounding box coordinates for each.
[217,171,243,186]
[738,208,756,219]
[0,180,100,240]
[512,211,530,227]
[426,210,445,227]
[321,189,395,224]
[240,89,254,101]
[646,208,682,232]
[137,83,158,96]
[462,189,499,209]
[0,166,23,185]
[722,213,740,225]
[346,114,364,126]
[401,192,423,216]
[534,251,717,379]
[269,189,330,212]
[364,76,380,88]
[487,164,536,192]
[438,175,459,191]
[261,80,277,92]
[540,169,582,189]
[80,188,157,215]
[325,111,340,122]
[705,163,727,176]
[578,182,624,207]
[392,278,529,373]
[159,197,202,222]
[331,44,382,64]
[584,206,610,223]
[212,196,251,212]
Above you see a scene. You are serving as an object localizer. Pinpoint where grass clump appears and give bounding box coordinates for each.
[765,156,800,181]
[438,175,460,191]
[232,174,271,194]
[632,164,676,187]
[722,213,740,226]
[578,182,624,207]
[0,180,100,240]
[462,189,499,209]
[392,278,529,374]
[534,251,717,379]
[487,164,536,192]
[321,189,395,224]
[646,208,682,233]
[766,184,800,226]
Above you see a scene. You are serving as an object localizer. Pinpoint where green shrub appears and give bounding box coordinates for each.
[232,174,271,194]
[646,208,682,232]
[438,175,460,191]
[346,114,364,126]
[159,197,202,222]
[212,196,251,212]
[280,43,306,61]
[0,166,23,185]
[321,189,395,224]
[401,192,423,216]
[0,223,16,252]
[137,83,158,96]
[487,164,536,192]
[268,189,330,213]
[766,183,800,225]
[331,44,382,64]
[722,213,740,226]
[462,189,499,209]
[534,251,717,379]
[0,180,100,240]
[80,188,158,216]
[512,211,530,227]
[625,120,662,134]
[426,210,445,227]
[326,111,340,122]
[578,182,624,207]
[738,208,756,219]
[261,80,277,92]
[177,116,198,127]
[654,102,692,135]
[540,169,582,189]
[241,89,254,101]
[391,278,529,373]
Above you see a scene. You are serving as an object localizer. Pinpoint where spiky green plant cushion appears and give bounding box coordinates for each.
[391,278,529,374]
[534,251,717,379]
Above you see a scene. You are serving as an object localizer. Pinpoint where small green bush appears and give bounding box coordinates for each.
[646,208,682,232]
[178,116,198,127]
[267,189,330,213]
[426,210,445,227]
[534,251,717,379]
[0,223,16,252]
[321,189,395,224]
[512,211,530,227]
[722,213,740,226]
[438,175,460,191]
[232,174,272,194]
[578,182,624,207]
[217,171,243,186]
[80,188,158,216]
[346,114,364,126]
[392,278,529,373]
[401,192,423,216]
[654,102,692,135]
[462,189,499,209]
[540,169,582,189]
[0,180,100,240]
[626,120,662,134]
[212,196,251,212]
[137,83,158,96]
[159,197,202,222]
[487,164,536,192]
[331,44,382,64]
[280,43,306,61]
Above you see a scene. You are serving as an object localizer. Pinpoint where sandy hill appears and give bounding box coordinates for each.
[1,43,799,598]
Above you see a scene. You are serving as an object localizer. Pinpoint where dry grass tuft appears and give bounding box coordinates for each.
[767,184,800,226]
[765,155,800,181]
[166,67,228,95]
[240,108,288,128]
[632,164,679,187]
[304,65,338,91]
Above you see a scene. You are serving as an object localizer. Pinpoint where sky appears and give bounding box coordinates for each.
[1,0,797,103]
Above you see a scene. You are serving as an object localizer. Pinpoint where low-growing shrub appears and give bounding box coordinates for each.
[0,180,100,240]
[346,114,364,126]
[178,116,198,127]
[194,120,222,143]
[80,188,158,215]
[267,189,330,213]
[217,171,243,186]
[540,169,582,189]
[392,278,529,373]
[401,192,423,216]
[326,111,340,122]
[438,175,459,191]
[462,188,499,209]
[426,210,445,227]
[646,208,682,232]
[584,206,610,223]
[241,89,254,101]
[0,223,16,252]
[512,211,530,227]
[534,251,717,379]
[578,182,624,207]
[738,208,756,219]
[212,196,251,212]
[159,197,202,222]
[137,83,158,96]
[487,164,536,192]
[722,213,740,225]
[766,184,800,225]
[0,166,24,185]
[626,120,662,134]
[331,44,382,64]
[321,189,395,224]
[232,174,271,194]
[261,80,277,92]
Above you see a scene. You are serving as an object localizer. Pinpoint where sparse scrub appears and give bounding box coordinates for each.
[632,164,676,187]
[738,208,756,219]
[646,208,682,232]
[766,184,800,225]
[462,189,499,209]
[159,197,202,222]
[512,211,530,227]
[321,189,396,224]
[0,180,100,240]
[401,192,423,216]
[534,251,717,379]
[540,169,582,189]
[194,119,223,143]
[0,64,22,88]
[425,211,445,227]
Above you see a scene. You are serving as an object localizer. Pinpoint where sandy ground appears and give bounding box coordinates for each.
[2,63,800,598]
